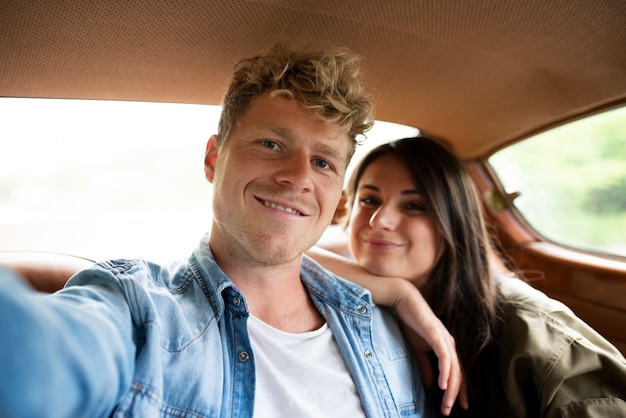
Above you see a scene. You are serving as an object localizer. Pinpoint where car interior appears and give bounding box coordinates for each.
[1,0,625,358]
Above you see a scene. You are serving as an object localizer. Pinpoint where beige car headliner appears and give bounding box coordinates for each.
[1,0,625,158]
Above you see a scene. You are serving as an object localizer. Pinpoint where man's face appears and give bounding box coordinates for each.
[205,92,351,269]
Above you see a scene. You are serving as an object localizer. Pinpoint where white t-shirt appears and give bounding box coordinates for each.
[248,315,365,417]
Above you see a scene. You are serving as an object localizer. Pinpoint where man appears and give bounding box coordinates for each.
[0,44,457,417]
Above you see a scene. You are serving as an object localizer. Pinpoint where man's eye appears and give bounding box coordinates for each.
[262,140,279,150]
[313,159,330,170]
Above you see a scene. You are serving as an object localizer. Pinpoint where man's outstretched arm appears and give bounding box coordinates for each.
[0,267,134,418]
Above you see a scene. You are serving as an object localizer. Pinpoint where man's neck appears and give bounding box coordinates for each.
[215,253,325,333]
[245,283,325,333]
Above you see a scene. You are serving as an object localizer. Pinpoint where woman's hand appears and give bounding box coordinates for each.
[390,279,468,415]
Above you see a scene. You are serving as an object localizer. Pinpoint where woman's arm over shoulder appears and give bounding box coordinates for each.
[0,266,135,418]
[306,246,467,415]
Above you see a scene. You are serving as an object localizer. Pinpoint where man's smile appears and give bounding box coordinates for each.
[257,197,306,216]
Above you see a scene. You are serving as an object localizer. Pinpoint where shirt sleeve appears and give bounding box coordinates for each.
[0,266,135,418]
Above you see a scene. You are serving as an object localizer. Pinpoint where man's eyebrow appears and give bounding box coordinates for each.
[255,124,289,138]
[258,124,349,163]
[316,142,349,164]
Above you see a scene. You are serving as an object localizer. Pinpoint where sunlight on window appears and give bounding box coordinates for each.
[489,106,626,259]
[0,98,418,262]
[0,98,219,262]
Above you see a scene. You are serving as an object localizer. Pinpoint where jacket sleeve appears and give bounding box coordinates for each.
[542,325,626,418]
[0,266,136,418]
[499,278,626,418]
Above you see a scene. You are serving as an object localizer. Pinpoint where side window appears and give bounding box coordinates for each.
[488,106,626,259]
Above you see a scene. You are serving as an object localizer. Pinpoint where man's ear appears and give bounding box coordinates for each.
[204,135,219,183]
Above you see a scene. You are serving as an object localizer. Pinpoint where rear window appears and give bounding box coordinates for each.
[0,98,418,262]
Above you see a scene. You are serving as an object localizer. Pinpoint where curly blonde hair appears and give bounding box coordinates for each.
[217,44,374,157]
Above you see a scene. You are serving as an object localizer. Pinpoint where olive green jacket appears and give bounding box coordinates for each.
[493,277,626,417]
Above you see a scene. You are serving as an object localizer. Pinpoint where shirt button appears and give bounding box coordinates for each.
[238,351,249,362]
[233,297,241,306]
[364,350,374,359]
[357,305,367,314]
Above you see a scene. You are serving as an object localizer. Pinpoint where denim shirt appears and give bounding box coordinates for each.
[0,238,426,418]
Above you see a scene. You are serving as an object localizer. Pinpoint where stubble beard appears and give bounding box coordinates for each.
[214,209,316,268]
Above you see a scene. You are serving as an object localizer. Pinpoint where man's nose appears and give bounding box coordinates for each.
[274,151,314,192]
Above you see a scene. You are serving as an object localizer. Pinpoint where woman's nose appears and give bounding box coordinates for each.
[369,205,397,230]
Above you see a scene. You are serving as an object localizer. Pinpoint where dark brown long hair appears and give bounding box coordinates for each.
[344,136,499,381]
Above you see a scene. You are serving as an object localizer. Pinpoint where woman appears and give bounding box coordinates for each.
[308,136,626,417]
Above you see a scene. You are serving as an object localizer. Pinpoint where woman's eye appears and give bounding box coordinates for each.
[359,197,379,206]
[406,203,426,212]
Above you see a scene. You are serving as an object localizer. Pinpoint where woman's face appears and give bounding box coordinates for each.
[348,154,441,288]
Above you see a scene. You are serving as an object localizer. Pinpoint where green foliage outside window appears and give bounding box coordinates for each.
[488,106,626,258]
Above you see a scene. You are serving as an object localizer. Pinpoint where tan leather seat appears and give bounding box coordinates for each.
[0,251,95,293]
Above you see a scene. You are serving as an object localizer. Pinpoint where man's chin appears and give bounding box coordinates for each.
[255,251,303,268]
[254,240,308,266]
